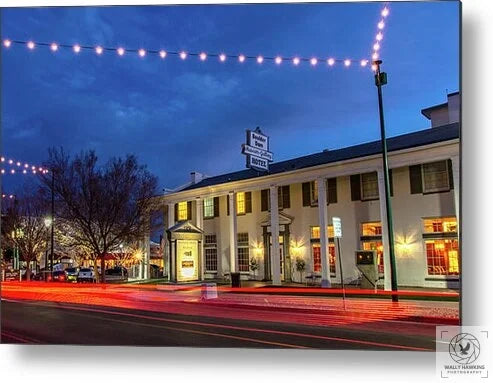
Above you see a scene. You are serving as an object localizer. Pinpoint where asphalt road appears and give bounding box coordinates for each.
[1,299,436,350]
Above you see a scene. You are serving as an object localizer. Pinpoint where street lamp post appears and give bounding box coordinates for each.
[373,60,398,302]
[50,170,55,275]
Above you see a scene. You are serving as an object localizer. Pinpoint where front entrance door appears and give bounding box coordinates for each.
[269,235,285,281]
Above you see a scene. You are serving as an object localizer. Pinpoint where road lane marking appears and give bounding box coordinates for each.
[2,299,433,351]
[1,330,41,344]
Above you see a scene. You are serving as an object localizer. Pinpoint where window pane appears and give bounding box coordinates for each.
[310,226,320,239]
[423,217,458,233]
[205,248,217,271]
[426,239,459,276]
[237,232,249,245]
[236,192,246,214]
[311,181,318,205]
[205,234,217,245]
[177,202,188,221]
[362,241,384,274]
[423,161,449,192]
[203,198,214,218]
[361,172,379,200]
[312,244,321,272]
[329,244,336,274]
[361,222,382,236]
[238,247,250,272]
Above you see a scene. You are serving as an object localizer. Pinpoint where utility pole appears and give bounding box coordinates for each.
[373,60,398,302]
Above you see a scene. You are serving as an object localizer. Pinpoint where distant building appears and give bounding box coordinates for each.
[146,92,460,289]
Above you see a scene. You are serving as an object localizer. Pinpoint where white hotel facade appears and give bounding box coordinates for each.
[146,92,460,290]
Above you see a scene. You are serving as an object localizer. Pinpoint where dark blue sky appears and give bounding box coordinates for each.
[1,1,459,192]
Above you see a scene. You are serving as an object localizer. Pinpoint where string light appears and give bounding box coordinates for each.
[0,155,49,176]
[360,59,368,67]
[382,7,390,18]
[378,21,385,30]
[2,39,381,70]
[1,194,16,199]
[344,59,351,67]
[370,5,390,71]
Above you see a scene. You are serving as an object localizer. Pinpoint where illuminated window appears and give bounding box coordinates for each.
[237,232,249,272]
[361,172,379,200]
[426,239,459,276]
[236,192,246,214]
[312,244,336,274]
[423,217,457,234]
[177,202,188,221]
[362,241,384,274]
[310,226,335,239]
[204,234,217,272]
[204,198,214,218]
[423,161,449,193]
[361,222,382,236]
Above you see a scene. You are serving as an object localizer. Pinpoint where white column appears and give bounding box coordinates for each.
[377,168,392,291]
[228,192,238,273]
[451,156,460,227]
[196,198,205,280]
[270,186,281,285]
[317,178,331,288]
[166,203,175,281]
[143,234,151,280]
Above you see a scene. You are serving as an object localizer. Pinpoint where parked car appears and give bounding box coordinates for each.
[51,270,66,282]
[104,267,128,283]
[77,268,95,283]
[64,267,79,283]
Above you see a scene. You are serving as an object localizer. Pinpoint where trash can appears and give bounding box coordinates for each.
[230,272,241,288]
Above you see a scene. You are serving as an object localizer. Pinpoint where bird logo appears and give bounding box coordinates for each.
[449,333,480,364]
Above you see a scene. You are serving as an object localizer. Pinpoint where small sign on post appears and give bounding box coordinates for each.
[242,127,273,172]
[332,216,346,309]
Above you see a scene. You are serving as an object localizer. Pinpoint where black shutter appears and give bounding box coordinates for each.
[409,165,423,194]
[350,175,361,201]
[282,185,290,209]
[187,201,192,220]
[213,197,220,217]
[227,196,230,216]
[302,182,311,206]
[174,203,178,222]
[447,159,454,190]
[327,178,337,204]
[389,169,394,197]
[245,192,252,213]
[261,189,269,211]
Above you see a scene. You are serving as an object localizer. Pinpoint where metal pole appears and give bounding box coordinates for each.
[336,237,346,310]
[50,170,55,275]
[373,60,398,302]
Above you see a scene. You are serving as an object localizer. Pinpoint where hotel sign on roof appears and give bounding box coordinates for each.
[242,127,273,172]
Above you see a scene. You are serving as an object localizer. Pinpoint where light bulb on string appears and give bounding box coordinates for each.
[3,39,12,48]
[95,46,103,55]
[219,53,226,62]
[378,21,385,30]
[257,55,264,64]
[73,44,81,53]
[117,47,125,56]
[382,7,389,17]
[327,58,335,66]
[360,60,368,67]
[373,43,380,51]
[27,41,35,50]
[159,50,167,59]
[180,51,187,60]
[376,32,383,41]
[310,58,318,66]
[50,43,58,52]
[138,49,146,57]
[199,52,207,61]
[238,54,245,63]
[344,59,351,67]
[275,56,282,65]
[293,57,300,66]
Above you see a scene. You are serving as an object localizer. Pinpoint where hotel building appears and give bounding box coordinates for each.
[146,92,460,289]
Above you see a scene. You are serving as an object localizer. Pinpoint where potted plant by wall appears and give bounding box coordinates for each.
[295,257,306,284]
[249,257,259,280]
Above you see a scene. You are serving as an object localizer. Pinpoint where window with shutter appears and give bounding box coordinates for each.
[187,201,192,220]
[302,182,311,206]
[203,198,214,218]
[282,185,290,209]
[326,178,337,204]
[409,165,423,194]
[177,202,188,221]
[213,197,220,217]
[361,172,379,200]
[422,160,450,193]
[245,192,252,213]
[261,189,269,211]
[350,174,361,201]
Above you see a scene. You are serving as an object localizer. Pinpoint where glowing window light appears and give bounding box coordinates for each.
[138,49,146,57]
[378,21,385,30]
[275,56,282,65]
[219,53,226,62]
[256,55,264,64]
[293,57,300,65]
[344,59,351,67]
[27,41,35,50]
[73,44,81,53]
[179,51,187,60]
[95,46,103,55]
[159,50,167,59]
[3,39,12,48]
[117,47,125,56]
[360,59,368,67]
[50,43,58,52]
[382,7,389,17]
[327,58,335,66]
[376,32,383,41]
[373,42,380,51]
[199,52,207,61]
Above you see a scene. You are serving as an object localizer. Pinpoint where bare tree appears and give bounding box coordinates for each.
[44,148,158,282]
[1,191,50,281]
